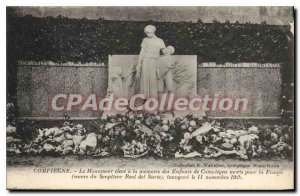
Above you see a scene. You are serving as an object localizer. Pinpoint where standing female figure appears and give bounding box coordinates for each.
[135,25,166,99]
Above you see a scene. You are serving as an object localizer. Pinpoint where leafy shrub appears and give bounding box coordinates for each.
[7,15,292,64]
[15,119,39,143]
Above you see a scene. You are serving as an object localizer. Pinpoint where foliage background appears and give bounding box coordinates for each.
[6,8,294,119]
[7,14,292,64]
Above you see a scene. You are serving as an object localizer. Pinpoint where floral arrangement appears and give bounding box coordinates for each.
[7,112,293,160]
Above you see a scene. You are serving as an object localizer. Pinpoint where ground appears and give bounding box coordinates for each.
[7,155,293,169]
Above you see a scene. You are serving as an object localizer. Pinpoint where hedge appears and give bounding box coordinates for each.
[6,11,294,119]
[7,15,292,64]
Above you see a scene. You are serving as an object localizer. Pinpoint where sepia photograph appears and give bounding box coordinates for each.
[6,6,295,190]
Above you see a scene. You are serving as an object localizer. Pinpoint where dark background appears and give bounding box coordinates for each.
[6,7,294,121]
